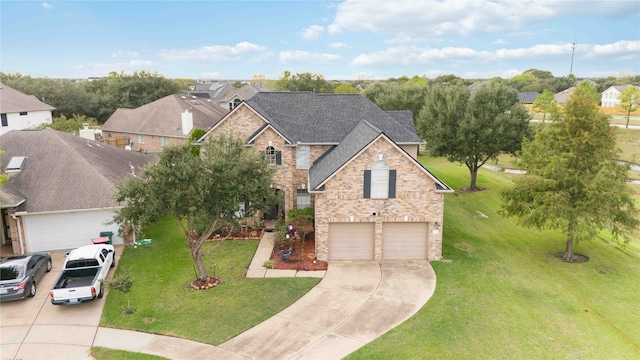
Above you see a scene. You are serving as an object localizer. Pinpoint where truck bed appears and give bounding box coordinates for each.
[52,267,100,290]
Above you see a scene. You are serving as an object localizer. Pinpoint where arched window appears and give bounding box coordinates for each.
[266,146,276,165]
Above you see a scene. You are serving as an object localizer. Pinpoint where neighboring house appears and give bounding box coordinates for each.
[198,92,453,262]
[518,92,539,104]
[219,83,265,111]
[554,86,576,105]
[0,129,153,254]
[188,82,228,99]
[0,83,55,136]
[102,94,228,153]
[601,85,638,107]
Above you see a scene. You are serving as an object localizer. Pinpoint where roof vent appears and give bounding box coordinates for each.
[6,156,26,172]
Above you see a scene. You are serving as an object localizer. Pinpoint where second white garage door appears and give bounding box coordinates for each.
[329,223,374,260]
[382,222,428,260]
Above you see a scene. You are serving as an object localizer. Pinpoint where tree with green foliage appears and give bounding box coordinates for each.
[417,80,531,190]
[106,268,135,314]
[38,114,99,134]
[532,89,557,123]
[616,86,640,128]
[523,68,554,80]
[274,71,332,93]
[333,83,359,94]
[501,83,639,262]
[364,81,429,124]
[187,128,207,156]
[114,134,281,282]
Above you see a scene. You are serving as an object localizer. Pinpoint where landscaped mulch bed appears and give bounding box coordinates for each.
[270,233,328,271]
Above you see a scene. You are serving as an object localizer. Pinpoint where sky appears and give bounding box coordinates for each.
[1,0,639,80]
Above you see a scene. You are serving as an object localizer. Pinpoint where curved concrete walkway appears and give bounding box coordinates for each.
[2,250,436,360]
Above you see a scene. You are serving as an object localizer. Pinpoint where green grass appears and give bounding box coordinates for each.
[92,347,168,360]
[347,155,640,360]
[100,216,319,345]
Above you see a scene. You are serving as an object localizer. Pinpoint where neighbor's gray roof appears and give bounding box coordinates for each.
[518,92,539,104]
[245,92,423,144]
[103,94,228,137]
[0,129,154,213]
[0,83,55,113]
[309,120,382,190]
[220,83,266,102]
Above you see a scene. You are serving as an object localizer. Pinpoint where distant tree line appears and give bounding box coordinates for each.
[1,70,180,124]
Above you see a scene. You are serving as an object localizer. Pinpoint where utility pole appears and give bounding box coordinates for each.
[569,42,577,75]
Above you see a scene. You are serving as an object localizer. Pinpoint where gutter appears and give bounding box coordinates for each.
[9,213,24,254]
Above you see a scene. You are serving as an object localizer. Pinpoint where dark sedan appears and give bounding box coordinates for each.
[0,252,52,302]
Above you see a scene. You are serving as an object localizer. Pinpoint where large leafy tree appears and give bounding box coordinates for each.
[501,83,639,262]
[417,80,531,190]
[274,71,332,93]
[364,80,429,125]
[615,86,640,128]
[114,134,280,282]
[532,89,557,123]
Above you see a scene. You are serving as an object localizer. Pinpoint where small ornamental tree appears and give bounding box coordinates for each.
[114,133,281,284]
[532,89,557,123]
[106,269,134,314]
[501,82,639,262]
[615,86,640,128]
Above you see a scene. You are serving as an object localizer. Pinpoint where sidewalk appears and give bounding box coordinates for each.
[245,232,326,279]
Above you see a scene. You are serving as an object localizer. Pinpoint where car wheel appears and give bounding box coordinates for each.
[97,285,104,299]
[46,259,52,272]
[29,282,36,297]
[110,255,116,268]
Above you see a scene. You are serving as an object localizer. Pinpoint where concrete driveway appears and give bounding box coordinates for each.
[0,249,119,360]
[2,251,436,360]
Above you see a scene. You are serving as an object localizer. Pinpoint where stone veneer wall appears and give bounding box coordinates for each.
[314,137,444,262]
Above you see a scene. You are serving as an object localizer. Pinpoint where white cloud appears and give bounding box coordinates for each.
[42,2,53,9]
[301,25,325,41]
[160,42,268,62]
[493,39,507,45]
[328,42,349,49]
[279,50,341,65]
[111,50,140,58]
[351,40,640,67]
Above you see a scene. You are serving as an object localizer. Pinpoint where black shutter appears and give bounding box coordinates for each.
[364,170,371,198]
[388,170,396,198]
[276,151,282,165]
[260,151,266,161]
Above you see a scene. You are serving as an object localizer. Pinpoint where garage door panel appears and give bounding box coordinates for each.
[24,210,122,252]
[382,222,428,260]
[329,223,374,261]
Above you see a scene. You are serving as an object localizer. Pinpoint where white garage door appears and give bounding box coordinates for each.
[329,223,374,260]
[23,210,122,252]
[382,222,428,260]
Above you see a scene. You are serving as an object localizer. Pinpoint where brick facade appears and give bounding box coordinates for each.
[313,137,444,261]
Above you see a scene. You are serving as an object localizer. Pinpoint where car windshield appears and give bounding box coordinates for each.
[0,266,23,280]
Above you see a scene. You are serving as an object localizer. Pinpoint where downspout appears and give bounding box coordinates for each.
[10,213,24,254]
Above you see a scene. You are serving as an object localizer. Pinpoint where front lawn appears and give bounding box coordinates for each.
[100,216,320,345]
[347,155,640,359]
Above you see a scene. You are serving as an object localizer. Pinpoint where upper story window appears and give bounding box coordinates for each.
[363,160,396,199]
[137,134,144,144]
[19,112,28,116]
[296,145,310,169]
[1,114,7,127]
[229,98,242,110]
[263,146,282,165]
[159,136,167,147]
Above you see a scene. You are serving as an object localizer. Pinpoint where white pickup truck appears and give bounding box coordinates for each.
[50,244,115,305]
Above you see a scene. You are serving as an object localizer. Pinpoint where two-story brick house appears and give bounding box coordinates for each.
[199,92,453,262]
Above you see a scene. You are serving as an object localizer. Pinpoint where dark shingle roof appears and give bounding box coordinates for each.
[0,83,55,113]
[309,120,382,190]
[246,92,423,144]
[518,92,539,104]
[0,129,154,213]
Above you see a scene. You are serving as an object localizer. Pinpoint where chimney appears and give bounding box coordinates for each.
[181,110,193,136]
